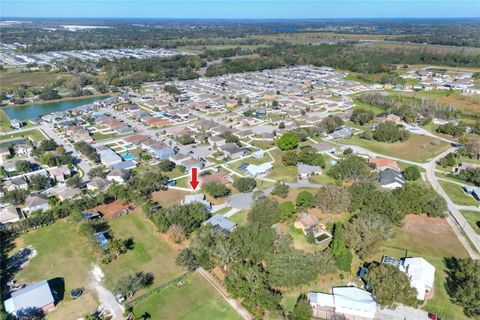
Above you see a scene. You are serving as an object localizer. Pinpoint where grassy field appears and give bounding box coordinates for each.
[103,212,184,296]
[337,134,450,163]
[460,210,480,234]
[439,180,478,206]
[266,149,298,183]
[152,188,190,207]
[0,109,11,132]
[131,272,242,320]
[91,131,118,141]
[351,96,388,115]
[229,210,248,226]
[0,129,46,142]
[0,70,73,90]
[377,215,469,320]
[11,221,98,319]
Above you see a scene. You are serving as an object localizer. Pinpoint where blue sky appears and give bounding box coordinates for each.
[1,0,479,18]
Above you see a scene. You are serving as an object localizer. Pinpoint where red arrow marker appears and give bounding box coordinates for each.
[189,167,199,190]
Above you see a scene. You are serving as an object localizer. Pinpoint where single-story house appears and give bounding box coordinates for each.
[48,166,71,183]
[182,194,212,211]
[57,188,82,201]
[24,195,50,213]
[309,286,377,320]
[221,143,245,159]
[383,256,435,301]
[14,143,33,156]
[87,177,111,191]
[328,126,352,139]
[0,206,20,224]
[203,214,237,233]
[368,157,401,172]
[294,214,319,234]
[297,163,323,178]
[3,178,28,192]
[379,168,405,189]
[208,136,226,147]
[106,169,131,184]
[312,142,336,155]
[98,148,123,167]
[4,280,55,317]
[245,163,273,177]
[200,172,233,187]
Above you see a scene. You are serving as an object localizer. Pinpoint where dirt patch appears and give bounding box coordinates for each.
[403,215,449,237]
[93,201,134,219]
[157,232,186,251]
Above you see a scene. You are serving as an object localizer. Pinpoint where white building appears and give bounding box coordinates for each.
[245,163,273,177]
[400,257,436,301]
[309,286,377,320]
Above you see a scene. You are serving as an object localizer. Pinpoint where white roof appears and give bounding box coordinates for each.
[332,287,377,314]
[401,257,435,300]
[309,292,334,308]
[246,163,273,176]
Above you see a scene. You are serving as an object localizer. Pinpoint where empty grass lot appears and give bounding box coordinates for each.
[103,212,184,296]
[0,129,46,142]
[377,215,469,320]
[0,70,73,90]
[152,188,190,207]
[439,180,478,206]
[266,149,298,183]
[132,272,242,320]
[11,221,98,319]
[461,210,480,234]
[337,134,450,163]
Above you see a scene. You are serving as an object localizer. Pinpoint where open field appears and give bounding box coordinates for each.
[0,129,46,142]
[337,134,450,163]
[439,180,478,206]
[0,70,73,90]
[131,272,242,320]
[0,109,11,132]
[266,149,298,183]
[152,188,190,207]
[378,215,469,320]
[103,212,184,296]
[11,221,98,319]
[460,210,480,234]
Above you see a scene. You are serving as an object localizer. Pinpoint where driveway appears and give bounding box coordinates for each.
[89,265,125,320]
[376,305,429,320]
[228,187,273,210]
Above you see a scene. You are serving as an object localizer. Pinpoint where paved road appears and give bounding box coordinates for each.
[41,124,94,178]
[424,147,480,257]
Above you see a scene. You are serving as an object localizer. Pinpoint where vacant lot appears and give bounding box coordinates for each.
[132,272,242,320]
[152,188,190,207]
[338,134,450,163]
[0,129,46,142]
[0,70,73,90]
[378,215,469,320]
[439,180,478,206]
[267,149,298,183]
[11,221,98,319]
[103,212,184,296]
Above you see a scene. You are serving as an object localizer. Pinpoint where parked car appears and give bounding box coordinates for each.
[115,293,125,303]
[428,313,442,320]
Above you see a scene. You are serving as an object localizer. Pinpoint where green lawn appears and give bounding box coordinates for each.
[229,210,248,226]
[11,221,98,320]
[439,180,478,206]
[337,134,450,163]
[91,131,118,141]
[0,109,11,132]
[460,210,480,234]
[0,129,46,142]
[103,212,184,296]
[132,272,242,320]
[351,96,388,115]
[266,149,298,183]
[377,215,469,320]
[309,173,337,185]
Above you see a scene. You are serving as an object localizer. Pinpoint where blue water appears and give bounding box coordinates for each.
[2,96,110,121]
